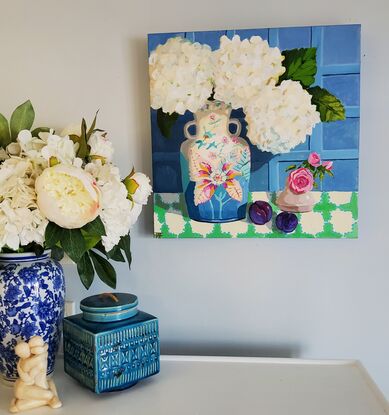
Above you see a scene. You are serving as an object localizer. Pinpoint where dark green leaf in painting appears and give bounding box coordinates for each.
[0,113,11,148]
[279,48,317,88]
[157,109,179,139]
[82,216,106,237]
[51,246,65,261]
[308,86,346,122]
[77,252,95,289]
[61,229,87,263]
[107,245,125,262]
[119,234,132,269]
[89,250,117,289]
[31,127,50,137]
[44,222,64,248]
[10,100,35,139]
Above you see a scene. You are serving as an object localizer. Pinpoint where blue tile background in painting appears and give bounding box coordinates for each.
[148,24,360,193]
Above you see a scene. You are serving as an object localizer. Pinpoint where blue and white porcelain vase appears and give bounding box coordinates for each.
[0,251,65,384]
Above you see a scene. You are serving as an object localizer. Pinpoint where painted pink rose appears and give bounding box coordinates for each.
[288,167,314,194]
[308,152,321,167]
[322,160,333,170]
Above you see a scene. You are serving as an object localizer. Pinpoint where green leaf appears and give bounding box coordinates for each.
[0,113,11,147]
[157,109,179,138]
[89,250,117,288]
[82,216,106,237]
[61,229,87,263]
[119,234,132,269]
[87,111,99,140]
[76,118,89,159]
[308,86,346,122]
[326,170,334,177]
[279,48,317,88]
[31,127,50,137]
[10,100,35,140]
[107,245,125,262]
[83,234,101,250]
[44,222,64,248]
[51,246,65,261]
[285,164,296,172]
[77,252,95,289]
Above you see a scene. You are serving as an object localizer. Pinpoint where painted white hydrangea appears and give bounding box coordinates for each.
[244,80,320,154]
[149,37,214,114]
[85,160,142,251]
[213,35,285,109]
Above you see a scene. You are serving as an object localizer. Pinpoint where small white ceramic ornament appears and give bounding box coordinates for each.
[9,336,62,413]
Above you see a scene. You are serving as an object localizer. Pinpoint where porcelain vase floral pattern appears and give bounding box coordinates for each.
[180,100,251,222]
[0,251,65,383]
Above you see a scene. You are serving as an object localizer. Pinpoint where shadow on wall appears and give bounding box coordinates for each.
[161,341,301,359]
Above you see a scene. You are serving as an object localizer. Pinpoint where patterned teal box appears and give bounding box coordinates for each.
[63,311,160,393]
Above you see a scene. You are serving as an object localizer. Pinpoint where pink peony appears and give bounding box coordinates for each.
[308,152,321,167]
[322,160,333,170]
[288,167,314,194]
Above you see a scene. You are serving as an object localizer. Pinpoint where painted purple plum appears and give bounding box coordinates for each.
[249,201,273,225]
[275,212,298,233]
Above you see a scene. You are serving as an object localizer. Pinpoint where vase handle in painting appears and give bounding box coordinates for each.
[184,121,197,140]
[229,118,242,136]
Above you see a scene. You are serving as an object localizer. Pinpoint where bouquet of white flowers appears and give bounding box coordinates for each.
[0,101,152,289]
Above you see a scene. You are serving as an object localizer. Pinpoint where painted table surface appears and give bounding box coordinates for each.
[154,191,358,238]
[0,356,387,415]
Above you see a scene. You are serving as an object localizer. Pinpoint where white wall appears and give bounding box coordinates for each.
[1,0,388,398]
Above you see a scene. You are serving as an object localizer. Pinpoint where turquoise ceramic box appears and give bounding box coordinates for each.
[63,293,160,393]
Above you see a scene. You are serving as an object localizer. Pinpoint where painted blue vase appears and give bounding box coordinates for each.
[0,251,65,384]
[180,100,251,223]
[63,293,160,393]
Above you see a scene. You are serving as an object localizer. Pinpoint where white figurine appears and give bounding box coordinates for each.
[9,336,62,413]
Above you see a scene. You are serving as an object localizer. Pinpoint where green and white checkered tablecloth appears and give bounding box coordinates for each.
[154,192,358,238]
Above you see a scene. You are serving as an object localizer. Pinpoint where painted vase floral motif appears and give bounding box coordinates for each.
[180,101,251,223]
[0,251,65,383]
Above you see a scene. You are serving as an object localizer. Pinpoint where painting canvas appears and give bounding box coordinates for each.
[148,24,360,238]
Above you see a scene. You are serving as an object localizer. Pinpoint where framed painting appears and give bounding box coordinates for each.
[148,24,360,238]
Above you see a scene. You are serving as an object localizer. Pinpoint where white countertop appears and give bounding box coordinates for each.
[0,356,388,415]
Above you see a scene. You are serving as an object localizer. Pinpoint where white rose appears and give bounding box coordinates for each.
[35,164,101,229]
[88,132,114,163]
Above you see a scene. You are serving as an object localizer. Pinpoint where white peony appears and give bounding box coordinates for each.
[88,131,114,163]
[149,37,214,115]
[85,161,142,251]
[244,80,321,154]
[213,35,285,109]
[35,164,101,229]
[40,132,80,166]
